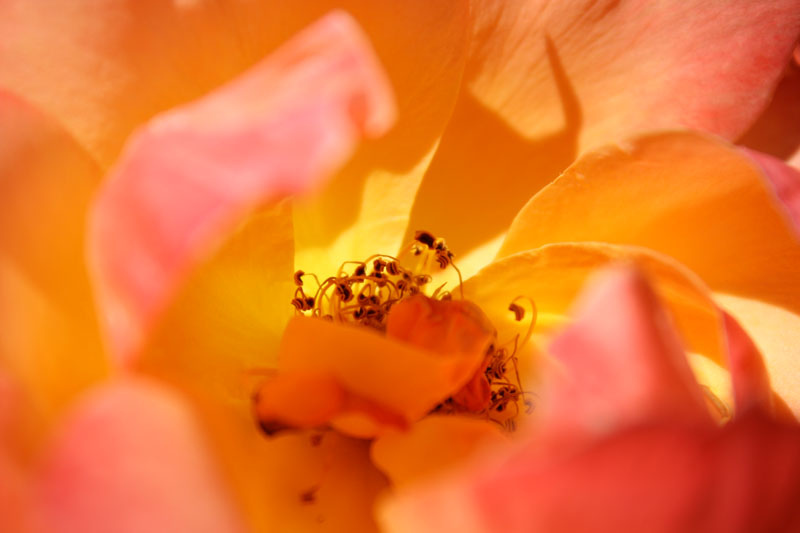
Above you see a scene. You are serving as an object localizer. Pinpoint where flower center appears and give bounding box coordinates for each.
[254,231,535,436]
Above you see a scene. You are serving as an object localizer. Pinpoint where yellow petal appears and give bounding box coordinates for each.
[371,416,507,488]
[499,131,800,318]
[293,2,472,277]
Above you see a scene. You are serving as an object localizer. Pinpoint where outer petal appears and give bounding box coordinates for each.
[740,147,800,233]
[499,131,800,316]
[0,92,107,422]
[466,0,800,148]
[544,267,711,438]
[35,378,245,533]
[89,12,395,364]
[381,415,800,533]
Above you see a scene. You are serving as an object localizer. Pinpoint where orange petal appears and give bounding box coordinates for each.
[544,267,712,438]
[275,313,489,436]
[371,416,507,488]
[89,12,395,364]
[466,1,800,148]
[499,131,800,319]
[0,92,107,423]
[380,414,800,533]
[35,378,246,533]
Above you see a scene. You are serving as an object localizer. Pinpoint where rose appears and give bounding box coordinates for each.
[1,2,800,528]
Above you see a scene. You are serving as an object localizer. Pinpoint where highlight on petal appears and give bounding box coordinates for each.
[35,378,245,533]
[380,414,800,533]
[466,1,800,148]
[0,91,107,422]
[544,267,711,437]
[89,11,396,364]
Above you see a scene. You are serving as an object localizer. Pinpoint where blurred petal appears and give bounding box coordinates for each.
[720,311,776,416]
[739,64,800,170]
[381,414,800,533]
[36,378,245,533]
[545,267,711,438]
[90,12,395,364]
[371,416,507,488]
[466,0,800,147]
[499,131,800,318]
[0,92,107,422]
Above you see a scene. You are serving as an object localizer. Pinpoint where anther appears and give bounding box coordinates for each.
[508,302,525,321]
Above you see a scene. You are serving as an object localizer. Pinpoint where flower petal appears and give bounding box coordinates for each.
[35,378,245,533]
[499,131,800,317]
[0,92,107,422]
[89,11,395,364]
[466,1,800,147]
[545,267,711,437]
[380,414,800,533]
[465,243,723,369]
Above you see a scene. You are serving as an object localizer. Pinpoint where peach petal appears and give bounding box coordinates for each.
[545,267,711,437]
[721,313,775,416]
[466,1,800,148]
[36,378,245,533]
[89,12,396,364]
[381,415,800,533]
[0,91,107,421]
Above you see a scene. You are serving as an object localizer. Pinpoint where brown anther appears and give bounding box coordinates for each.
[354,264,367,277]
[373,259,386,272]
[354,307,365,319]
[414,274,432,285]
[335,283,353,302]
[305,297,315,308]
[291,298,305,311]
[508,302,525,321]
[433,238,447,252]
[415,230,436,249]
[293,270,305,286]
[386,261,400,276]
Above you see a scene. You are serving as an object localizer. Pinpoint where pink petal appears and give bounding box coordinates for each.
[545,267,711,437]
[36,378,245,533]
[381,414,800,533]
[89,11,396,364]
[740,147,800,233]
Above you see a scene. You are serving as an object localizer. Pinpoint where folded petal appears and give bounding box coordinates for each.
[380,414,800,533]
[0,92,107,422]
[35,378,245,533]
[90,12,395,364]
[545,267,711,437]
[739,64,800,170]
[499,131,800,318]
[466,1,800,148]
